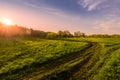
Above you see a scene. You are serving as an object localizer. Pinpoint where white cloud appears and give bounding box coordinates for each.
[78,0,108,11]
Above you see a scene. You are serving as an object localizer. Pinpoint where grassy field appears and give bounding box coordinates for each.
[0,37,120,80]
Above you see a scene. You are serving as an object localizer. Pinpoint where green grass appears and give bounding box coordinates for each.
[0,37,120,80]
[0,37,88,79]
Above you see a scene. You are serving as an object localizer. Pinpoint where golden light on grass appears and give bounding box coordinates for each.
[1,18,14,26]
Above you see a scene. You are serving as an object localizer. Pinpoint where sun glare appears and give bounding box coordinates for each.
[1,18,13,25]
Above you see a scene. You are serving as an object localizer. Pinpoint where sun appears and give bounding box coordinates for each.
[1,18,13,25]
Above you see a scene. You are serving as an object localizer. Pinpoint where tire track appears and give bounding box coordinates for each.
[32,42,101,80]
[71,43,102,80]
[31,41,120,80]
[23,42,94,80]
[0,42,92,80]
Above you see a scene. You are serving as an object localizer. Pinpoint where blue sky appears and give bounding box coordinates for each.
[0,0,120,34]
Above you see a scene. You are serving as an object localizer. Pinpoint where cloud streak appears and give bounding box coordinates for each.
[78,0,107,11]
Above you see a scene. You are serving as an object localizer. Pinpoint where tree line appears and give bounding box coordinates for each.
[23,29,86,39]
[0,22,86,38]
[0,22,120,38]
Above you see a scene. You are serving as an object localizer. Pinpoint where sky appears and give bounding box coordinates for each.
[0,0,120,34]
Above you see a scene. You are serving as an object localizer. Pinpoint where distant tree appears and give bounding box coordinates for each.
[57,30,65,37]
[111,34,120,38]
[30,28,33,33]
[74,31,85,37]
[74,31,81,37]
[46,32,57,39]
[0,24,30,37]
[57,30,73,37]
[30,30,47,38]
[88,34,111,38]
[63,30,73,37]
[81,32,85,37]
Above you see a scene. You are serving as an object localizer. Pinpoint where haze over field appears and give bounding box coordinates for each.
[0,0,120,34]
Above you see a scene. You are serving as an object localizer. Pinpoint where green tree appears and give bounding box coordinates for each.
[46,32,57,39]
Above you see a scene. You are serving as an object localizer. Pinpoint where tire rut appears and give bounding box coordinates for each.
[23,42,94,80]
[33,42,101,80]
